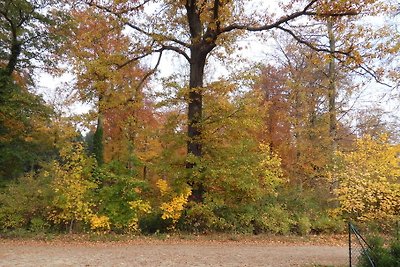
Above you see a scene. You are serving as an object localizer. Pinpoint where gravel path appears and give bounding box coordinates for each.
[0,239,348,267]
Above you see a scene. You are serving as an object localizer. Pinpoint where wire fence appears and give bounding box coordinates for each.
[348,222,375,267]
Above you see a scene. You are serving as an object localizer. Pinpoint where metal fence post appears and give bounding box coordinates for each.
[349,221,352,267]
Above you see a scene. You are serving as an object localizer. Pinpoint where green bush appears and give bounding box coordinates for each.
[358,236,400,267]
[312,215,345,234]
[296,215,312,235]
[272,186,345,235]
[255,204,294,235]
[179,203,220,233]
[91,161,149,233]
[0,172,53,231]
[139,212,171,234]
[29,217,50,233]
[390,240,400,263]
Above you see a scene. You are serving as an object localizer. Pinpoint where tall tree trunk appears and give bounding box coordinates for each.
[185,1,217,203]
[327,19,337,152]
[93,108,104,165]
[187,52,205,159]
[293,87,303,187]
[6,42,21,76]
[327,19,339,198]
[126,86,141,171]
[187,48,207,202]
[5,26,21,77]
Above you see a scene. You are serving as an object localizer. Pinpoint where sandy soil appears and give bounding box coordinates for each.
[0,238,349,267]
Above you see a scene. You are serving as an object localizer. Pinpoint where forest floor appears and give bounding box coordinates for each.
[0,234,349,267]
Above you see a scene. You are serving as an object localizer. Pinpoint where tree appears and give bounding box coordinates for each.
[87,0,384,201]
[0,70,55,182]
[0,1,66,182]
[61,6,146,165]
[257,40,351,187]
[353,107,400,141]
[0,0,63,77]
[327,18,337,152]
[153,79,284,231]
[102,96,162,178]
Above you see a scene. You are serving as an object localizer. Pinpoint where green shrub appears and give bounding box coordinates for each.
[296,215,312,235]
[390,240,400,263]
[0,172,53,231]
[139,212,170,234]
[180,203,219,233]
[91,162,149,233]
[255,204,294,235]
[29,217,50,233]
[312,215,345,234]
[358,236,400,267]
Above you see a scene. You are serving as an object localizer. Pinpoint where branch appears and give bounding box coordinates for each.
[202,0,221,44]
[205,106,244,136]
[130,50,164,96]
[276,25,391,88]
[276,26,351,56]
[160,45,190,62]
[357,64,391,87]
[88,0,190,49]
[337,88,365,122]
[117,50,154,69]
[221,0,318,33]
[125,21,190,48]
[87,0,151,16]
[337,58,393,88]
[221,0,357,34]
[118,42,190,70]
[123,21,151,37]
[213,0,221,31]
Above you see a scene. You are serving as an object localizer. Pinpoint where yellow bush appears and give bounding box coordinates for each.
[48,143,96,228]
[90,215,111,232]
[129,199,152,214]
[128,199,152,232]
[160,187,191,224]
[331,135,400,223]
[156,179,169,196]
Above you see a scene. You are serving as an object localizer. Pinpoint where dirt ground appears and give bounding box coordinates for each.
[0,236,349,267]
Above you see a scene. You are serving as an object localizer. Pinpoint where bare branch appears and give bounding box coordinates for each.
[221,0,318,33]
[125,21,190,48]
[160,45,190,62]
[118,50,154,69]
[275,25,391,88]
[221,0,357,34]
[276,26,352,56]
[337,58,393,88]
[130,50,164,95]
[118,42,190,70]
[86,0,151,15]
[88,1,190,49]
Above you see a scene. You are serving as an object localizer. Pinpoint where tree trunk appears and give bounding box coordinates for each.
[327,19,339,198]
[187,49,207,202]
[93,111,104,165]
[6,42,21,76]
[327,19,337,152]
[187,53,205,157]
[5,26,21,77]
[185,0,217,202]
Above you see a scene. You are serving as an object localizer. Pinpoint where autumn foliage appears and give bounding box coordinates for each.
[332,135,400,224]
[0,0,399,235]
